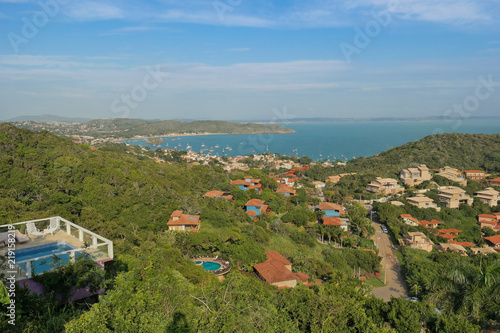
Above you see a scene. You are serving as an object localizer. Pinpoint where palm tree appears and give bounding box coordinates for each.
[410,284,421,297]
[428,260,500,322]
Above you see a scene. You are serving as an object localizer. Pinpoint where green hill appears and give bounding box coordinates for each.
[342,133,500,175]
[85,119,295,138]
[10,118,295,139]
[6,114,92,123]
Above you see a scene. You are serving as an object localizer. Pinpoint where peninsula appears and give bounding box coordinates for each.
[9,118,295,141]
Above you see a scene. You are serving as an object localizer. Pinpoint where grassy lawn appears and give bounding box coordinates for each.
[365,271,386,288]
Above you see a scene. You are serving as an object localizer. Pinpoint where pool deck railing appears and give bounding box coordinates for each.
[0,216,113,280]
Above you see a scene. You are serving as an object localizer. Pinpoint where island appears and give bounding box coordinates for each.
[147,138,164,145]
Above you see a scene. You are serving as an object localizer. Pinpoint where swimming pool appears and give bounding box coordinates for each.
[195,260,221,271]
[15,242,81,275]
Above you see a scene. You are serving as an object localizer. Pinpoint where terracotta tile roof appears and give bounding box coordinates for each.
[489,177,500,182]
[438,234,457,240]
[479,214,497,218]
[478,215,498,224]
[323,217,342,226]
[276,184,296,194]
[438,229,462,234]
[247,210,257,217]
[245,199,265,206]
[254,261,295,284]
[203,190,225,198]
[449,241,476,247]
[167,213,200,226]
[400,214,412,218]
[171,210,183,217]
[420,219,442,225]
[231,179,250,186]
[266,251,291,266]
[253,251,309,285]
[318,202,344,211]
[485,235,500,245]
[294,272,311,283]
[407,217,420,224]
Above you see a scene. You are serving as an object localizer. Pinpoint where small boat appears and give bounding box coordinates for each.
[215,145,220,149]
[186,143,192,150]
[201,143,205,147]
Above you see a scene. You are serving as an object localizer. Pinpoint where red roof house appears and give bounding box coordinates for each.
[490,177,500,187]
[485,235,500,248]
[419,219,442,229]
[253,251,310,288]
[167,210,200,232]
[203,190,233,201]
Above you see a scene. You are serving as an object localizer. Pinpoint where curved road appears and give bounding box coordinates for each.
[370,215,409,301]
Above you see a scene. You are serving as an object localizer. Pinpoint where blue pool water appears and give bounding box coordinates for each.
[195,260,221,271]
[201,261,221,271]
[15,242,81,275]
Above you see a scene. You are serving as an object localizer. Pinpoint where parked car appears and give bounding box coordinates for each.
[403,297,419,302]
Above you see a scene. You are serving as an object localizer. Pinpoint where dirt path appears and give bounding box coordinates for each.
[370,218,409,302]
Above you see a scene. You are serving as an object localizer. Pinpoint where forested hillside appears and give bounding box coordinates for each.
[342,133,500,175]
[0,124,485,332]
[12,118,295,139]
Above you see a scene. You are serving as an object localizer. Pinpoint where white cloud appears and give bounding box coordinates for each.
[0,55,118,68]
[344,0,492,24]
[8,0,488,28]
[63,2,124,21]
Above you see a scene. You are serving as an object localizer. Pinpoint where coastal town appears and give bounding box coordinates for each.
[158,145,500,290]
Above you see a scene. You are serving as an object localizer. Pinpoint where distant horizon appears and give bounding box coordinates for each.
[4,114,500,124]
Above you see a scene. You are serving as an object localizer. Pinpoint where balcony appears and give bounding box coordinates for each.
[0,217,113,281]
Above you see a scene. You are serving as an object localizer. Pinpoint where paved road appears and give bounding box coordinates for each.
[370,215,409,302]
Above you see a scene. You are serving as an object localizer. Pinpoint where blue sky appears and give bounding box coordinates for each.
[1,0,500,121]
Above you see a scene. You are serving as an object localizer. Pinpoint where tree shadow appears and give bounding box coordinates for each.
[166,311,191,333]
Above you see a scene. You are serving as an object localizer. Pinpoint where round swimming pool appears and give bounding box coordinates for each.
[200,261,221,271]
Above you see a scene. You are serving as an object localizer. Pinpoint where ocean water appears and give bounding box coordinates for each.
[121,119,500,161]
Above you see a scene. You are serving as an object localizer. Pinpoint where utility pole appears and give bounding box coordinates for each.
[384,261,386,285]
